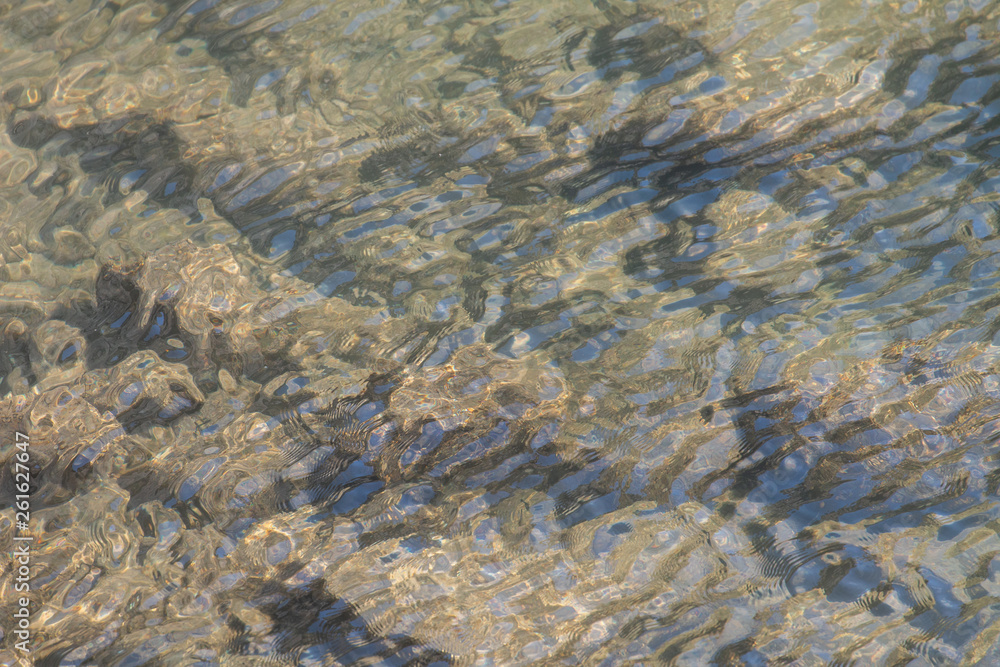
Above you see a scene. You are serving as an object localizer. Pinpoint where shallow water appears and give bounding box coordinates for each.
[3,0,1000,664]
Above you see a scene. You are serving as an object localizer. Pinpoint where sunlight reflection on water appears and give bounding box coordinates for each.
[3,0,1000,664]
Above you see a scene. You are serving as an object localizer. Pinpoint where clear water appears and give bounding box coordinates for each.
[3,0,1000,664]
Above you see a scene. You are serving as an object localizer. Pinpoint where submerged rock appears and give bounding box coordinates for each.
[0,226,568,662]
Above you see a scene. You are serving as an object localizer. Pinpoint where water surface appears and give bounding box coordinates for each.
[3,0,1000,664]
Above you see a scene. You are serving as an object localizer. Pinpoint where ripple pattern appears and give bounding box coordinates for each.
[5,0,1000,665]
